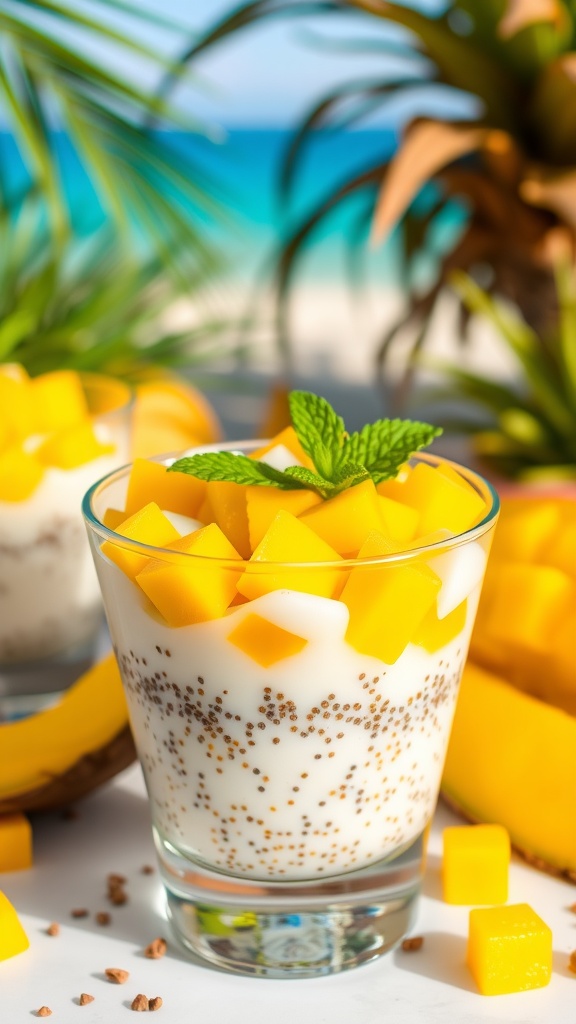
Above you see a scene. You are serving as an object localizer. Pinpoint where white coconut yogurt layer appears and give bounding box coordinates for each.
[95,558,481,882]
[0,434,126,664]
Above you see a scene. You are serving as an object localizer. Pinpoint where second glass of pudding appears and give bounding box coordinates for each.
[83,441,499,978]
[0,366,132,713]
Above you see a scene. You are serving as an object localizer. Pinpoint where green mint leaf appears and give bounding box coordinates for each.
[283,465,336,499]
[289,390,346,479]
[345,419,443,483]
[330,462,370,494]
[168,452,309,490]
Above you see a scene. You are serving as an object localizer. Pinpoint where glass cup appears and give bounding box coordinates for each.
[83,444,499,978]
[0,373,132,715]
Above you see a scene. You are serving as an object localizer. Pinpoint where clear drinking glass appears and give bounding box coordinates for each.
[83,444,499,978]
[0,374,132,715]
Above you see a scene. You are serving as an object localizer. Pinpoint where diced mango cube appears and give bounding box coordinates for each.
[136,523,242,626]
[376,473,412,503]
[206,480,251,558]
[483,563,574,656]
[490,499,563,565]
[442,824,510,905]
[35,420,114,469]
[467,903,552,995]
[377,495,419,543]
[237,510,342,601]
[299,479,387,556]
[544,517,576,577]
[356,529,398,558]
[0,447,44,501]
[0,373,35,441]
[251,426,313,468]
[246,485,321,551]
[101,502,181,580]
[31,370,88,432]
[340,553,441,664]
[0,814,33,872]
[399,463,487,536]
[227,613,308,666]
[0,891,29,961]
[414,599,468,653]
[103,507,127,530]
[125,458,206,518]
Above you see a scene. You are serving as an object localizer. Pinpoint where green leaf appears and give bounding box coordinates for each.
[283,465,335,497]
[330,461,371,492]
[288,390,346,476]
[168,452,310,490]
[344,419,442,483]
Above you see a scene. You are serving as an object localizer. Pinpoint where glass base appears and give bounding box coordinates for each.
[156,830,423,978]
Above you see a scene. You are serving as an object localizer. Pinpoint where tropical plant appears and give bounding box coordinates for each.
[0,0,219,277]
[0,192,228,379]
[426,266,576,482]
[185,0,576,408]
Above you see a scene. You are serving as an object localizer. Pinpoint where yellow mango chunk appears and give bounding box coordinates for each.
[0,373,35,441]
[237,510,342,602]
[35,420,114,469]
[414,599,468,653]
[0,814,33,872]
[136,523,242,626]
[376,471,412,502]
[299,479,387,556]
[377,495,419,543]
[467,903,552,995]
[0,891,29,961]
[228,613,308,666]
[0,447,44,501]
[442,824,510,905]
[400,463,487,536]
[545,517,576,576]
[490,498,564,565]
[356,529,398,558]
[340,547,441,664]
[246,486,321,551]
[101,502,181,580]
[251,426,313,468]
[483,563,574,657]
[31,369,88,432]
[103,507,127,530]
[125,458,206,518]
[206,480,251,559]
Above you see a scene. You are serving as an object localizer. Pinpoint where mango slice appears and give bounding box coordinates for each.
[246,485,321,551]
[340,538,441,663]
[0,891,29,961]
[299,479,389,556]
[467,904,552,995]
[414,599,468,653]
[103,507,127,530]
[0,813,33,872]
[227,613,308,667]
[136,523,242,626]
[0,373,35,441]
[377,495,419,543]
[442,662,576,877]
[488,498,564,565]
[31,369,88,433]
[101,502,181,580]
[205,480,251,559]
[442,824,510,905]
[481,563,574,657]
[36,420,114,469]
[398,463,487,536]
[237,510,342,602]
[0,447,44,501]
[125,458,206,518]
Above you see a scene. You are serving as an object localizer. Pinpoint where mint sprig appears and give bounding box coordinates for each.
[168,390,442,498]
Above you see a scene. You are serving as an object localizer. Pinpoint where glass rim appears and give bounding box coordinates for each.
[82,441,500,569]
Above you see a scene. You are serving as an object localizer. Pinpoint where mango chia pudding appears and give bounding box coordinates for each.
[85,392,497,884]
[0,365,131,665]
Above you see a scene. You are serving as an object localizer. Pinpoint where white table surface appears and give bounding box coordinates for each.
[1,764,574,1023]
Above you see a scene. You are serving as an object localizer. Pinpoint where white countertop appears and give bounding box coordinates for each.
[1,764,574,1023]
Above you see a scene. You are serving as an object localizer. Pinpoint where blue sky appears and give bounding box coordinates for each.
[74,0,471,130]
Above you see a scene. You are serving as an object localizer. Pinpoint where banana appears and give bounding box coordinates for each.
[442,661,576,881]
[0,653,135,814]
